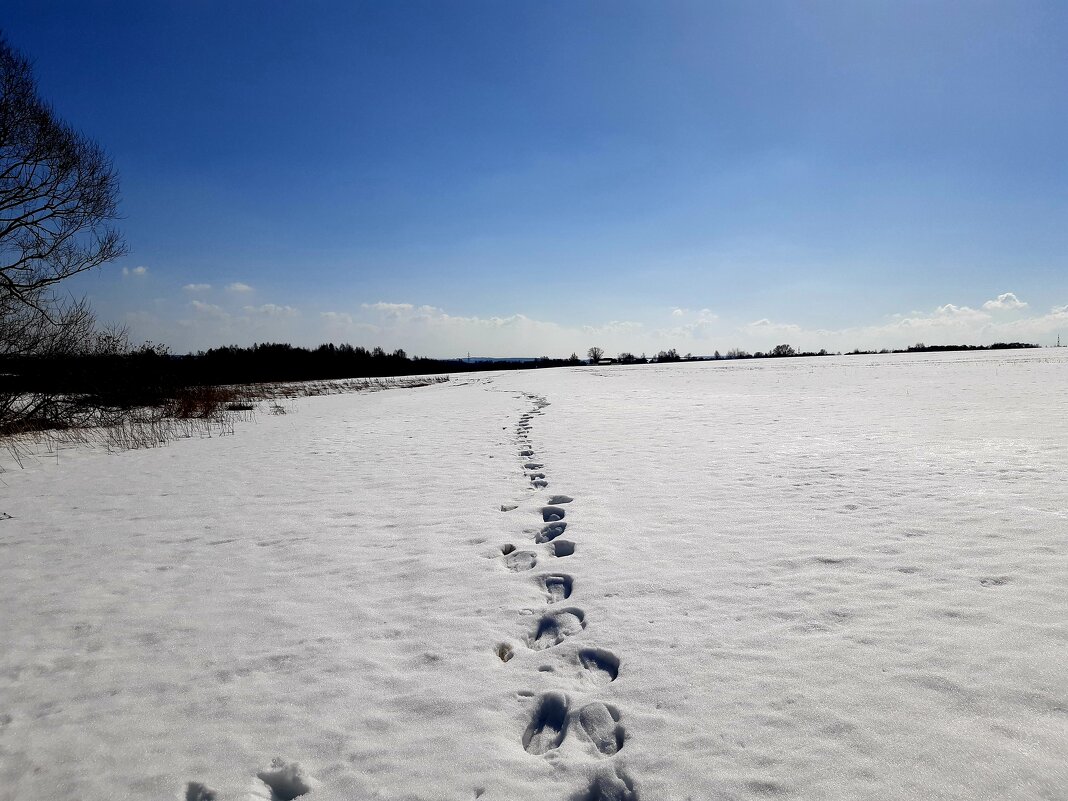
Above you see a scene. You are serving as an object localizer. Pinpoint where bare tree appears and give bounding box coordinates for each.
[587,346,604,363]
[0,34,125,336]
[1,34,126,435]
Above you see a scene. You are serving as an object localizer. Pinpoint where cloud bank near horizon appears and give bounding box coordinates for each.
[112,284,1068,357]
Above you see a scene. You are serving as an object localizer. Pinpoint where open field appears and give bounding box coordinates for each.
[1,350,1066,801]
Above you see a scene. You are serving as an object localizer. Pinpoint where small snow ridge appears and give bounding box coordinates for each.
[578,648,619,684]
[522,691,570,754]
[550,540,576,557]
[540,573,573,603]
[576,702,625,755]
[256,758,315,801]
[541,506,566,522]
[529,608,586,650]
[536,522,568,543]
[185,781,218,801]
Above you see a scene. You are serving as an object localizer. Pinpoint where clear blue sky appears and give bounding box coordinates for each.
[6,1,1068,355]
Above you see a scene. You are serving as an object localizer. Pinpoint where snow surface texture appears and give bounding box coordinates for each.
[1,351,1066,800]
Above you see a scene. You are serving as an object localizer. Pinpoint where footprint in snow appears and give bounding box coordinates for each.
[548,495,574,505]
[496,643,515,662]
[550,540,575,557]
[520,449,534,457]
[531,479,549,489]
[541,506,566,522]
[572,764,639,801]
[529,607,586,650]
[255,758,315,800]
[576,702,625,755]
[523,691,570,754]
[504,550,538,572]
[539,573,573,603]
[578,647,619,684]
[536,522,568,543]
[185,782,218,801]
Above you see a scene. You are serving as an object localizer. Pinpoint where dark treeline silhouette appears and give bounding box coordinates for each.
[0,342,584,406]
[606,341,1039,364]
[1,339,1043,416]
[845,342,1039,355]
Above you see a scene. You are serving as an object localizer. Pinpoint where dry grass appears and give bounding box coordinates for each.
[1,374,449,469]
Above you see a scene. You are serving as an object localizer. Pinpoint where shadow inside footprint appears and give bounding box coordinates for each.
[540,573,573,602]
[542,506,566,522]
[256,759,314,801]
[529,608,586,650]
[578,648,619,684]
[536,522,567,543]
[522,691,570,754]
[550,540,575,557]
[548,495,574,505]
[185,782,218,801]
[571,765,639,801]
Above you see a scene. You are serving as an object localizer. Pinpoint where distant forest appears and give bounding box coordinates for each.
[0,340,1042,403]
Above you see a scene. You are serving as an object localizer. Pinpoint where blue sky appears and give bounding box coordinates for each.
[5,1,1068,355]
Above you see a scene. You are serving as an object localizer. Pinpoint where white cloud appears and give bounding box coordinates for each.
[226,282,254,293]
[982,292,1028,311]
[122,265,148,276]
[190,300,228,318]
[183,283,211,292]
[243,304,298,317]
[671,308,685,317]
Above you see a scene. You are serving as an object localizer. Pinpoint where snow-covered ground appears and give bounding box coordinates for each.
[1,350,1066,801]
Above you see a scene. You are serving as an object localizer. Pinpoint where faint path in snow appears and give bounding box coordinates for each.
[491,391,639,801]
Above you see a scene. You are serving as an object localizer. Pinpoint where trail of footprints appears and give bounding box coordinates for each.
[496,394,639,801]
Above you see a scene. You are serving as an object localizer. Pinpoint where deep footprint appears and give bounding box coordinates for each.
[540,573,573,602]
[522,691,570,754]
[536,522,568,543]
[256,759,314,801]
[576,702,625,755]
[572,765,639,801]
[505,551,538,571]
[548,495,574,505]
[185,783,218,801]
[550,540,576,557]
[531,479,549,488]
[578,648,619,684]
[529,607,586,650]
[541,506,566,522]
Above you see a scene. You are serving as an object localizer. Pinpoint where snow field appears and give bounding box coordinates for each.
[0,350,1066,800]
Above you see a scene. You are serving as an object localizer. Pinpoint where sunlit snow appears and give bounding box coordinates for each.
[1,350,1066,800]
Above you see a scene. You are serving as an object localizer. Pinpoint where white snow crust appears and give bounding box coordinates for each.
[0,350,1066,800]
